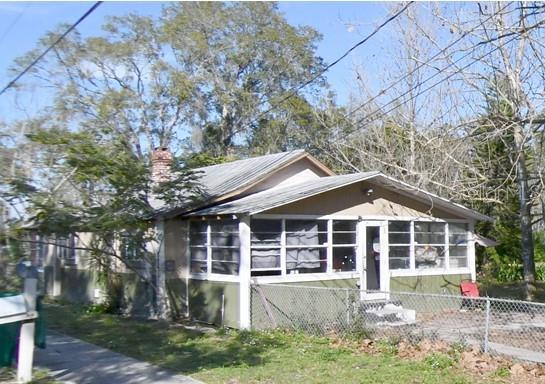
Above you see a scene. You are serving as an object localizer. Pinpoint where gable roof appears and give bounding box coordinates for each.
[192,150,334,202]
[154,150,334,216]
[186,171,492,222]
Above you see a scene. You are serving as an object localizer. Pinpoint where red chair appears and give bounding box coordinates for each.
[460,280,480,297]
[460,280,481,310]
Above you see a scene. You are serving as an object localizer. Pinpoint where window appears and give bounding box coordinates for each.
[189,219,240,275]
[414,222,445,269]
[449,223,468,268]
[251,219,282,276]
[189,221,208,273]
[120,232,144,261]
[285,220,327,274]
[388,220,471,272]
[210,220,240,275]
[250,218,358,276]
[56,235,76,265]
[332,220,357,272]
[389,221,410,270]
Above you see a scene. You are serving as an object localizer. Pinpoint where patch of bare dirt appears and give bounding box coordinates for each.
[338,336,545,383]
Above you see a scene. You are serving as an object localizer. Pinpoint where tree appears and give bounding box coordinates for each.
[471,79,522,274]
[2,1,330,314]
[161,2,326,156]
[324,3,545,298]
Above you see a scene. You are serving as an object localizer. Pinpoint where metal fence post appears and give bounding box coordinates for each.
[346,289,351,326]
[483,298,491,353]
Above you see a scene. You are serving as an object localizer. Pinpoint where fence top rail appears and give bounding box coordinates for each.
[252,283,545,307]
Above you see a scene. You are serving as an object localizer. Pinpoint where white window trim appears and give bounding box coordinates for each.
[250,217,359,277]
[389,220,471,275]
[189,219,241,281]
[391,268,472,277]
[253,272,360,284]
[189,215,475,283]
[56,235,77,266]
[190,273,241,283]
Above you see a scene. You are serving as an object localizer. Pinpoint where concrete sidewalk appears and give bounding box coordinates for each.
[35,331,204,384]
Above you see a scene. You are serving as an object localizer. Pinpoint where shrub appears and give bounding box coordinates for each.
[424,353,455,369]
[496,262,523,282]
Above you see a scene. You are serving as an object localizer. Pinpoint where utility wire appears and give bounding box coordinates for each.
[0,2,29,46]
[350,7,545,130]
[0,1,103,96]
[249,1,414,125]
[348,2,513,119]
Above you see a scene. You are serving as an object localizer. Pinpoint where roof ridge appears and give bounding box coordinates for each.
[193,149,305,172]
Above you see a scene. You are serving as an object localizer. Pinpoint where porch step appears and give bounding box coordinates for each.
[357,301,416,326]
[360,299,403,311]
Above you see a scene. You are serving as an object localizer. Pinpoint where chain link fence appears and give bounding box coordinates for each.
[251,283,545,363]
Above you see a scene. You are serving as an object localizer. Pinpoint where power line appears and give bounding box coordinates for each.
[348,2,513,119]
[249,1,414,125]
[350,7,545,130]
[0,2,29,46]
[0,1,103,97]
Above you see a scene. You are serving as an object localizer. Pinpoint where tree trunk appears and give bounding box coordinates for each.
[514,123,536,300]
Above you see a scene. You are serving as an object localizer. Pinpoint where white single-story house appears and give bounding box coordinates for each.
[38,149,491,329]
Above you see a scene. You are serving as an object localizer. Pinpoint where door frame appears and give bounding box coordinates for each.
[358,220,389,300]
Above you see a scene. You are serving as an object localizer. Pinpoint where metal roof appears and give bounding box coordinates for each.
[186,172,380,216]
[152,150,317,214]
[186,171,492,222]
[192,150,309,200]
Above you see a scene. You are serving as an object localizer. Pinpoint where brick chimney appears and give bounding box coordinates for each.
[151,147,173,183]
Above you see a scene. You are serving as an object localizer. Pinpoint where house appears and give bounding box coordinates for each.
[40,149,491,329]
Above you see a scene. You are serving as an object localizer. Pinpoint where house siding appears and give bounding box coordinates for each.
[389,274,469,295]
[263,182,463,219]
[188,279,239,328]
[250,279,358,330]
[245,157,327,194]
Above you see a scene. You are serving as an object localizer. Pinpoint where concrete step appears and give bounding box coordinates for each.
[357,302,416,326]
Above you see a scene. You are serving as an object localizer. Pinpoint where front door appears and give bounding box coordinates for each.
[359,221,388,300]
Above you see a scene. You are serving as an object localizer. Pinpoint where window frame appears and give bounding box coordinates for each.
[56,234,76,265]
[250,218,359,277]
[188,219,241,280]
[188,215,473,283]
[388,219,472,276]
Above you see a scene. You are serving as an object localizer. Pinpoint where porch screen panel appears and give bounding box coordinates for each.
[332,220,357,272]
[285,220,327,273]
[415,222,445,269]
[189,221,208,273]
[388,221,410,269]
[251,219,282,275]
[449,223,468,268]
[210,220,240,275]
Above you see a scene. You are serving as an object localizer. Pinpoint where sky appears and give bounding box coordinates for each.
[0,1,393,123]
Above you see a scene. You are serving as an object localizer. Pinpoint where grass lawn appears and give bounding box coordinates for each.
[41,302,505,384]
[0,368,58,384]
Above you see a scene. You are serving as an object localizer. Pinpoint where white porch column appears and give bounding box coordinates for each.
[379,222,390,292]
[468,221,477,282]
[239,216,251,329]
[155,219,170,319]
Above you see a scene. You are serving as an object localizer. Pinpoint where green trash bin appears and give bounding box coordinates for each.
[35,295,46,349]
[0,292,22,367]
[0,292,46,367]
